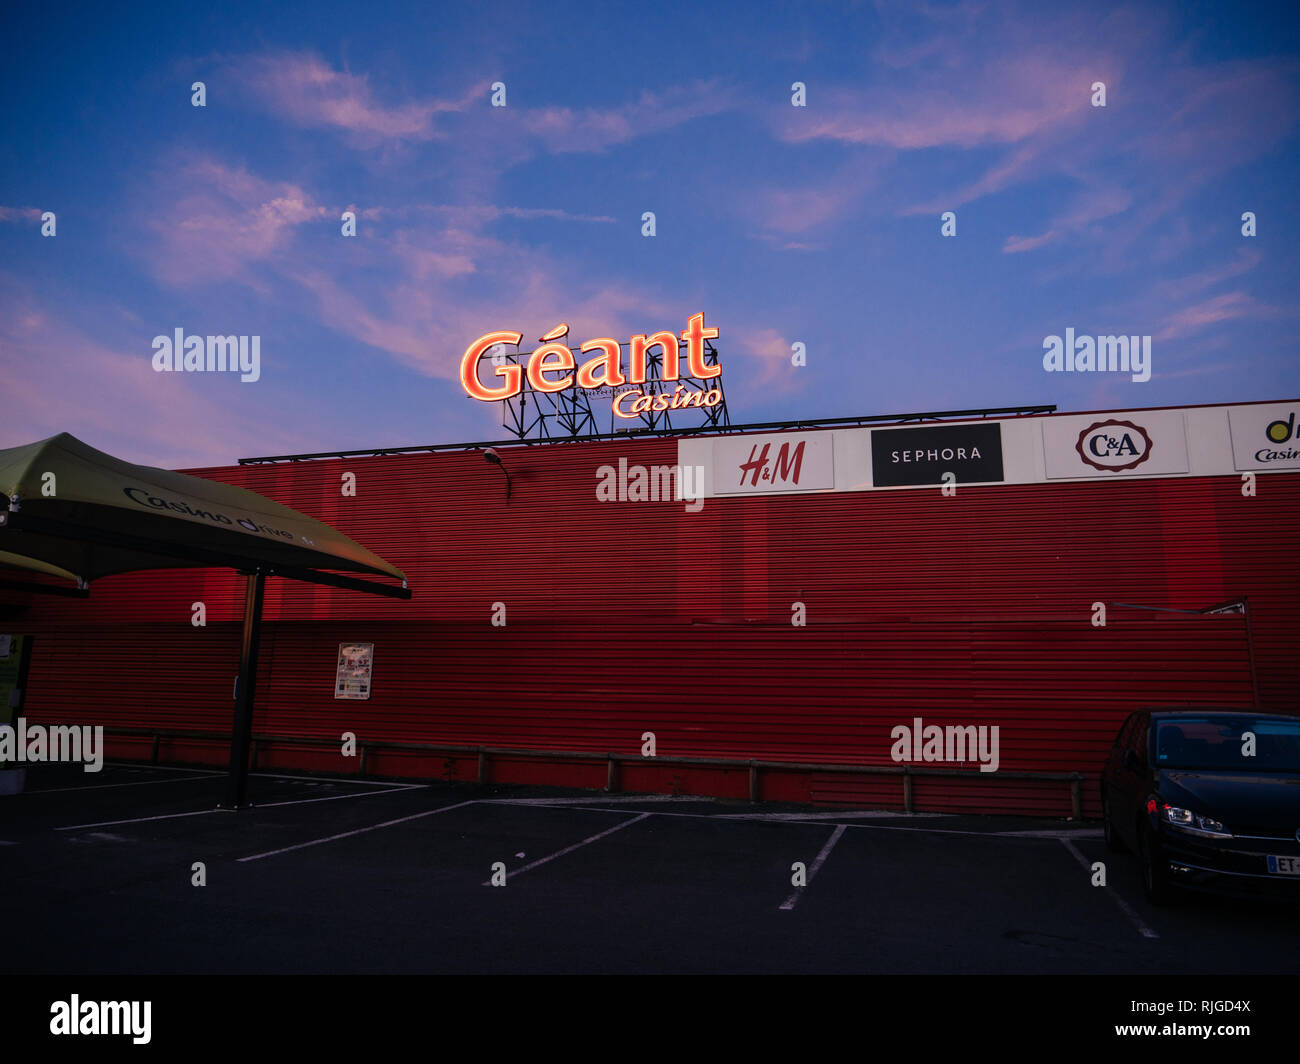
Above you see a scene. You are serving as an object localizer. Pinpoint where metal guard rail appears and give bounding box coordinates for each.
[101,726,1087,819]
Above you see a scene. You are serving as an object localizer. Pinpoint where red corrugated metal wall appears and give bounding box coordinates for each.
[5,431,1297,816]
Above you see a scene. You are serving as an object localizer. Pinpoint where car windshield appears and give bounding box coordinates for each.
[1154,717,1300,773]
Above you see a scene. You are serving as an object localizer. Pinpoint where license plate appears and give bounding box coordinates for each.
[1267,855,1300,875]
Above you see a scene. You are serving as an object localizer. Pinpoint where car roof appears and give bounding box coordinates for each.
[1144,708,1300,721]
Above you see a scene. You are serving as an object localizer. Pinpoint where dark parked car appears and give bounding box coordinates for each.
[1100,709,1300,904]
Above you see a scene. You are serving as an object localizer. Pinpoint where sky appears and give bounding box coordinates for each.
[2,0,1298,468]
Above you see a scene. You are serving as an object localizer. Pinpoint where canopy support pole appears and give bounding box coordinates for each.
[223,571,266,809]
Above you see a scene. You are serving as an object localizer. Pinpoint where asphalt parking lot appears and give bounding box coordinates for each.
[3,763,1297,974]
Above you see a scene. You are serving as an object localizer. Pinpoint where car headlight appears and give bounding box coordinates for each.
[1162,804,1231,838]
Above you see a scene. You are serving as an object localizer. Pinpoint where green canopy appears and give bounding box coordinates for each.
[0,432,411,808]
[0,550,82,583]
[0,433,406,593]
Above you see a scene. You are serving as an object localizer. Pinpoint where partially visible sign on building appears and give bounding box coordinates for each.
[1228,402,1300,470]
[0,635,31,726]
[870,423,1004,486]
[1042,410,1189,479]
[335,643,374,700]
[713,432,835,494]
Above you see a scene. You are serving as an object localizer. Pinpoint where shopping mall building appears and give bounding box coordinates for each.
[2,395,1297,816]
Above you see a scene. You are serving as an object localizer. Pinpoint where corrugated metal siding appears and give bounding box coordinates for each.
[8,431,1299,815]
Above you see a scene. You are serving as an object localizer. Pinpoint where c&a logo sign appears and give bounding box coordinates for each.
[1075,419,1153,472]
[1043,409,1188,479]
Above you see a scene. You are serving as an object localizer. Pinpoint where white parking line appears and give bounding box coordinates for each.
[482,813,652,885]
[1059,837,1159,939]
[251,772,418,788]
[779,824,847,911]
[103,763,225,775]
[487,795,697,806]
[58,808,232,830]
[539,805,1091,841]
[257,786,420,809]
[54,782,419,831]
[238,800,479,862]
[719,811,944,821]
[28,774,217,794]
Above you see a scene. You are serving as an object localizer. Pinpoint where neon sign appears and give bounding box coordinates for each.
[460,313,722,419]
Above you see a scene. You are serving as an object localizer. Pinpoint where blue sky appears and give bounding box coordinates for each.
[2,0,1298,466]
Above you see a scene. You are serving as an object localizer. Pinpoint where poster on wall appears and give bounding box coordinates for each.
[334,643,374,700]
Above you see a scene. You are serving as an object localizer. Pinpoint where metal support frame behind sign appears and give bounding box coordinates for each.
[497,338,729,440]
[495,347,598,440]
[613,336,728,435]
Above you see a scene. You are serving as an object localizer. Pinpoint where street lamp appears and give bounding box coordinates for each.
[483,448,511,503]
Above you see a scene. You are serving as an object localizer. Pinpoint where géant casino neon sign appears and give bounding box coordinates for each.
[460,312,722,419]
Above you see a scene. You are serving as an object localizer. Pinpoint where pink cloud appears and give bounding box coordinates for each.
[775,53,1101,152]
[227,50,735,161]
[1151,247,1262,303]
[1003,230,1060,254]
[1155,291,1269,341]
[361,204,616,225]
[230,51,477,143]
[141,157,328,287]
[517,82,736,154]
[737,155,885,239]
[0,281,324,467]
[904,142,1048,217]
[729,326,803,393]
[752,183,864,235]
[1002,186,1132,253]
[127,151,690,385]
[283,238,677,384]
[0,206,43,223]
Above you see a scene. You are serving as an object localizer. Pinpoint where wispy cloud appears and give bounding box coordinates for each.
[1002,186,1132,253]
[140,156,328,287]
[729,326,804,393]
[1150,247,1262,302]
[0,281,323,466]
[228,50,477,144]
[130,150,707,388]
[517,81,736,154]
[360,204,617,225]
[0,206,43,223]
[775,32,1104,152]
[228,49,736,163]
[1154,290,1282,341]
